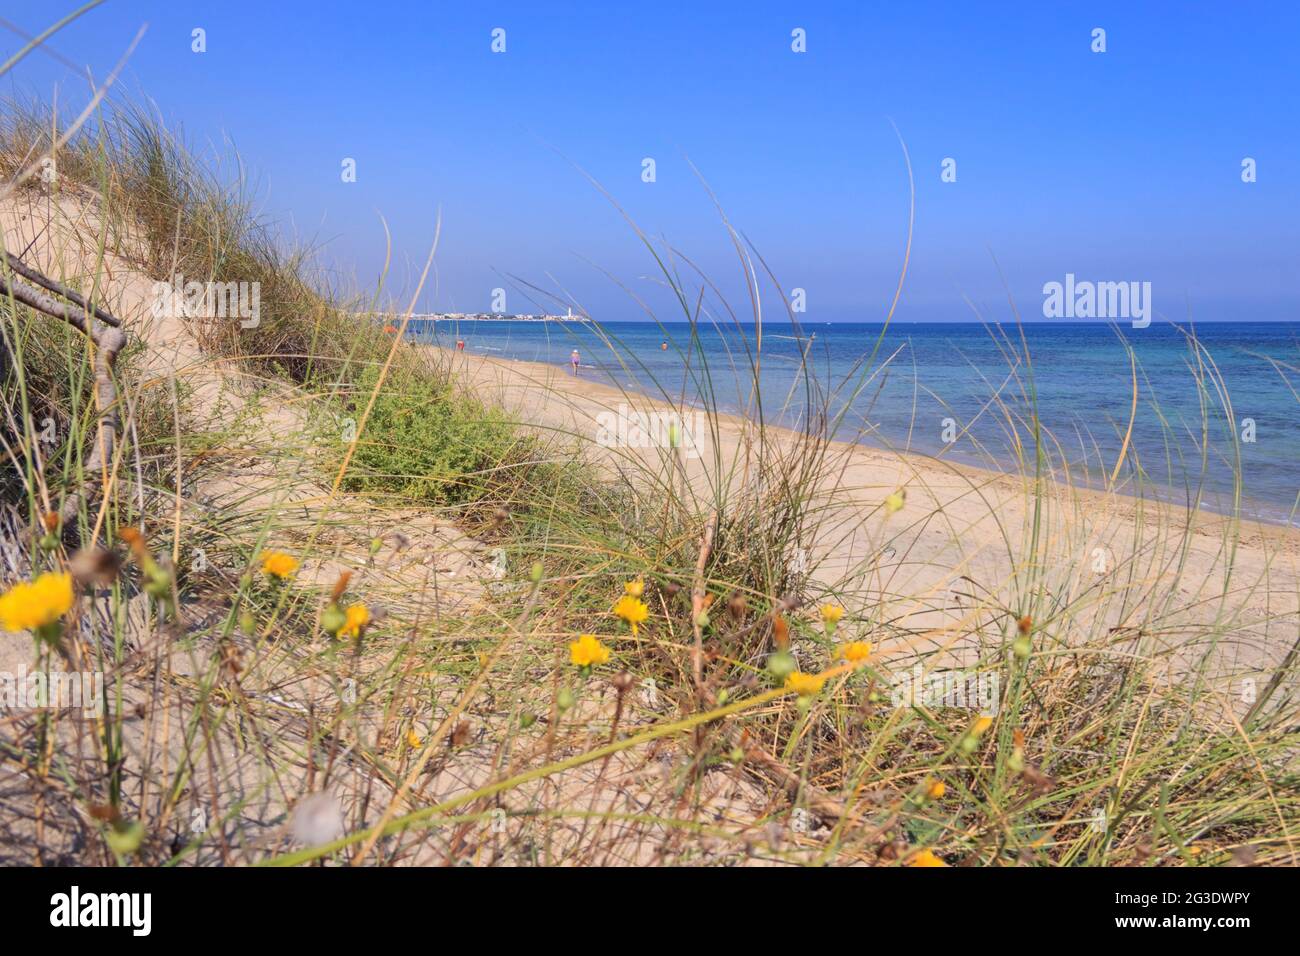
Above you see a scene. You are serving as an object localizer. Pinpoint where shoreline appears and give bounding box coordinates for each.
[432,345,1300,553]
[414,318,1298,530]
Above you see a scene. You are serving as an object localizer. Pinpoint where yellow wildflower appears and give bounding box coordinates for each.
[925,779,946,800]
[784,671,827,696]
[405,728,422,749]
[960,715,995,754]
[820,603,845,638]
[613,595,648,636]
[884,490,906,514]
[0,572,74,633]
[338,603,370,639]
[908,848,948,867]
[261,551,299,579]
[623,578,645,598]
[569,634,611,668]
[838,641,872,663]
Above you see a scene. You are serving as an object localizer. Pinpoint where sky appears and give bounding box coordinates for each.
[2,0,1297,322]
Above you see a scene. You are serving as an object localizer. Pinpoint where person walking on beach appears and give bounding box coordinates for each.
[570,349,581,376]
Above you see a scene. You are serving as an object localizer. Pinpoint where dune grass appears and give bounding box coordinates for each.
[0,79,1296,868]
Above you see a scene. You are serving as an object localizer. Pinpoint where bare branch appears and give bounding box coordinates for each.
[0,252,126,536]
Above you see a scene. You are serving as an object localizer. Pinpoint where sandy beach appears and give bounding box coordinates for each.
[440,345,1300,689]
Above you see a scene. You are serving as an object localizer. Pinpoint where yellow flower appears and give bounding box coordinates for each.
[613,595,648,636]
[405,728,422,749]
[338,603,370,639]
[0,572,74,633]
[820,604,844,627]
[908,848,948,867]
[261,551,299,579]
[925,779,946,800]
[784,671,827,696]
[623,578,645,598]
[884,490,906,514]
[569,633,611,668]
[960,715,995,754]
[838,641,872,663]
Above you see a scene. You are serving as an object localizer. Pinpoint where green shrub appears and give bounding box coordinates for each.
[339,367,526,508]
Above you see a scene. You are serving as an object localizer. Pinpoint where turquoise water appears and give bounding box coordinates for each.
[412,320,1298,525]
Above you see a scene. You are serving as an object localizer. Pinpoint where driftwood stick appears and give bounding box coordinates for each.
[1,252,121,328]
[0,255,127,535]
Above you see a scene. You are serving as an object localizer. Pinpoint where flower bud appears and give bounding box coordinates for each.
[105,819,145,858]
[1008,748,1025,773]
[321,604,346,635]
[767,649,796,681]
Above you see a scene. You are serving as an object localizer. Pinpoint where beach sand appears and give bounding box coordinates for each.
[438,346,1300,701]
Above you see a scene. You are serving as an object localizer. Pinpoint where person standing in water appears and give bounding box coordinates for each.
[570,349,580,376]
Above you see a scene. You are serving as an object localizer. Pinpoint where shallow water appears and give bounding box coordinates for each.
[412,320,1299,526]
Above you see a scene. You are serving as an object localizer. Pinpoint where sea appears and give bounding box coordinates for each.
[408,319,1298,526]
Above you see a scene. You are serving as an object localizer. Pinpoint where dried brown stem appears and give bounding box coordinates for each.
[688,507,867,833]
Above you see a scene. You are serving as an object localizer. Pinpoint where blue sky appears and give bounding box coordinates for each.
[3,1,1297,321]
